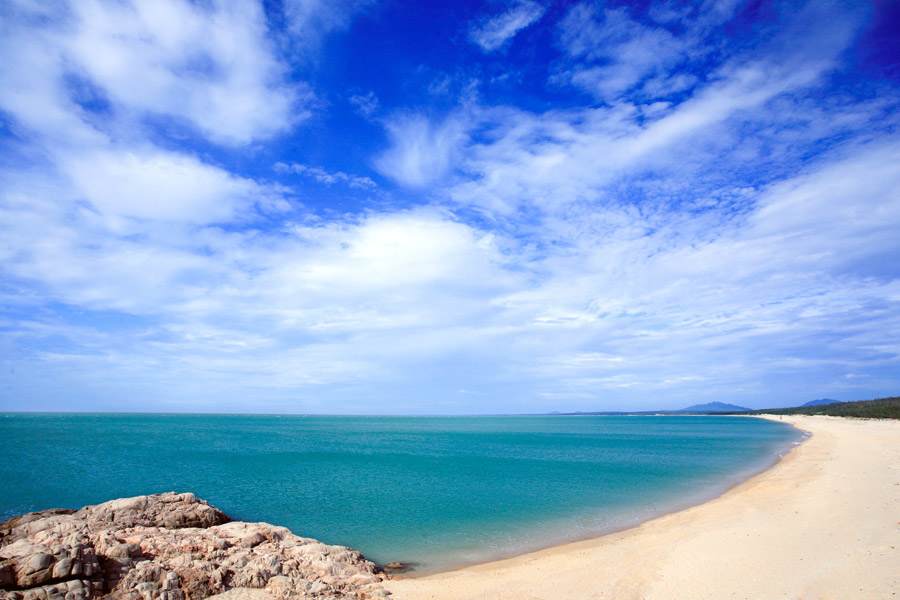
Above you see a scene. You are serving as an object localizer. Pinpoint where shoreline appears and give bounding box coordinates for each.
[384,415,900,599]
[407,415,806,577]
[399,415,806,577]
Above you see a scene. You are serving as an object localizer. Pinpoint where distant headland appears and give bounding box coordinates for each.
[549,395,899,418]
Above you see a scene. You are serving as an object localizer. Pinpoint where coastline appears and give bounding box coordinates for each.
[384,415,900,599]
[398,415,805,577]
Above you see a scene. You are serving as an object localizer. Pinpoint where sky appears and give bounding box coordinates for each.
[1,0,898,414]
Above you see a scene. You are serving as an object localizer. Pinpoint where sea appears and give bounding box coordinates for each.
[0,413,802,573]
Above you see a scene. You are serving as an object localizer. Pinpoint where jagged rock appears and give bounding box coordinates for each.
[0,510,77,543]
[75,493,229,531]
[0,493,389,600]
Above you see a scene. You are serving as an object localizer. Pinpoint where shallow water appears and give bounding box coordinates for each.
[0,413,800,572]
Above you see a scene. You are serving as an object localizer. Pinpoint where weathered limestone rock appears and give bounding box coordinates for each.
[0,493,389,600]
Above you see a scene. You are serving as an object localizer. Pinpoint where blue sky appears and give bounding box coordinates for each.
[1,0,898,414]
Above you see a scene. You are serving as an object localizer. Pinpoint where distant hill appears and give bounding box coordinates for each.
[547,397,899,419]
[801,398,839,407]
[676,402,751,413]
[731,396,899,419]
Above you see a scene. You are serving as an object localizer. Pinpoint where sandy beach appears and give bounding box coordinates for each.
[384,415,900,600]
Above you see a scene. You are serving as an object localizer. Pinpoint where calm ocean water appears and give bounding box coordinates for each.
[0,414,801,572]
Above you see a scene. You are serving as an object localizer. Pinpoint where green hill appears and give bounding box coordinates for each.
[800,398,840,407]
[744,396,899,419]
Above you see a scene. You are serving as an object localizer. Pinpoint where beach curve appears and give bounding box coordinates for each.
[383,415,900,599]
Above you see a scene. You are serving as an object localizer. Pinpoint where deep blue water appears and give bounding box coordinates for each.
[0,414,801,572]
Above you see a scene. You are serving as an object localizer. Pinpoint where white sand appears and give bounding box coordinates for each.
[384,415,900,600]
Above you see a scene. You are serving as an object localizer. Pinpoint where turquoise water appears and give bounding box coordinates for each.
[0,414,801,572]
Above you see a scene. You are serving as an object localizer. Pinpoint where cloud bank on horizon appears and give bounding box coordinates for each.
[1,0,898,414]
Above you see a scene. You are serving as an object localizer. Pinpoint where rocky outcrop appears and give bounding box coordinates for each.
[0,493,389,600]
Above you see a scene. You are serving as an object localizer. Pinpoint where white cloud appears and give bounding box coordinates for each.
[275,162,376,189]
[0,10,103,147]
[375,113,469,188]
[555,0,860,105]
[558,5,688,100]
[61,149,276,224]
[349,91,379,118]
[0,156,519,395]
[494,138,900,406]
[69,0,301,144]
[469,0,546,53]
[0,0,302,146]
[3,133,900,411]
[748,140,900,267]
[278,212,504,294]
[283,0,374,52]
[1,0,897,413]
[444,50,841,216]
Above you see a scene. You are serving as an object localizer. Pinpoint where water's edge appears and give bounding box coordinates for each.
[407,415,809,577]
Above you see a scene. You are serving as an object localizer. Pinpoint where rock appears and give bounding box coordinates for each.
[25,553,54,573]
[15,553,56,587]
[76,493,229,531]
[0,562,15,587]
[106,545,142,560]
[53,557,74,579]
[380,562,416,575]
[0,493,386,600]
[0,510,77,542]
[203,590,268,600]
[238,534,263,550]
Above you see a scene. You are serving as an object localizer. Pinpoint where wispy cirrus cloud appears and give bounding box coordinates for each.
[282,0,375,53]
[555,0,859,104]
[469,0,546,53]
[349,91,380,118]
[374,112,470,188]
[558,5,690,100]
[354,0,899,410]
[275,162,376,189]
